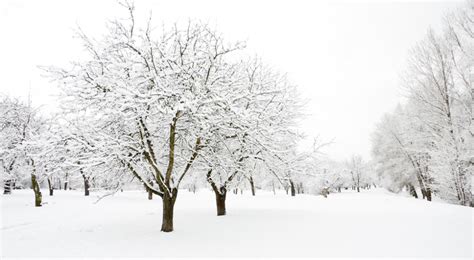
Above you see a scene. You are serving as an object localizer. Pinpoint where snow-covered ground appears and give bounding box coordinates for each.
[1,188,472,258]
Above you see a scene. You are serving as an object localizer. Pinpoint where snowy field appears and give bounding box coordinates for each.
[1,189,472,258]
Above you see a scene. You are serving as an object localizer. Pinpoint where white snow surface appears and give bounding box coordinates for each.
[1,188,472,258]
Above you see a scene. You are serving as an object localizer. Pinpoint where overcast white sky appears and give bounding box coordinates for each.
[0,0,463,161]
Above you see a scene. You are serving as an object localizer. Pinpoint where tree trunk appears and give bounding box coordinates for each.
[214,188,227,216]
[425,187,432,201]
[420,188,426,199]
[148,189,153,200]
[31,174,42,207]
[161,190,177,232]
[290,180,296,196]
[357,186,360,192]
[408,184,418,198]
[3,179,12,194]
[419,187,432,201]
[47,178,54,196]
[414,170,432,202]
[64,172,69,190]
[249,176,256,196]
[272,181,276,195]
[145,183,153,200]
[206,170,228,216]
[83,176,90,196]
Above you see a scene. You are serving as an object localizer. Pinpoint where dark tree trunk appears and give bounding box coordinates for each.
[290,180,296,196]
[207,170,228,216]
[31,174,42,207]
[148,189,153,200]
[161,189,177,232]
[421,188,427,199]
[47,178,54,196]
[419,187,432,201]
[3,179,12,194]
[80,166,90,196]
[83,176,90,196]
[425,187,432,201]
[408,184,418,198]
[414,171,432,201]
[272,181,276,195]
[249,176,256,196]
[357,186,360,192]
[214,188,227,216]
[64,173,69,190]
[145,183,153,200]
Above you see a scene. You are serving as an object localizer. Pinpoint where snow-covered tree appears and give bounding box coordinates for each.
[345,155,365,192]
[45,2,308,230]
[372,2,473,206]
[0,96,47,206]
[201,59,303,214]
[371,107,433,200]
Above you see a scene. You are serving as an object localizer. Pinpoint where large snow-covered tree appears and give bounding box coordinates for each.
[46,2,307,230]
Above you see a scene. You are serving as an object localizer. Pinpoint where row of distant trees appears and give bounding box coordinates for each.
[0,2,337,233]
[371,3,473,207]
[182,153,377,196]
